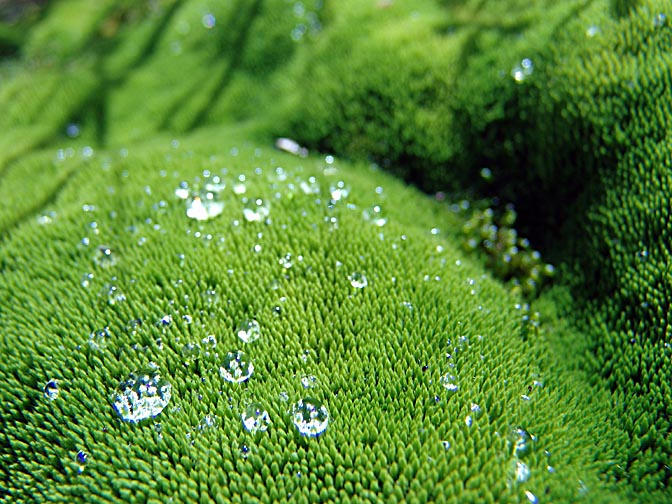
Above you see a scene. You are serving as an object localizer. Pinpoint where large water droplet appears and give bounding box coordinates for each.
[219,350,254,383]
[112,365,172,422]
[349,272,368,289]
[241,403,271,434]
[44,379,59,400]
[236,319,261,343]
[291,397,329,437]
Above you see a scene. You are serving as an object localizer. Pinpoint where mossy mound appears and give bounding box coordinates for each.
[0,130,627,502]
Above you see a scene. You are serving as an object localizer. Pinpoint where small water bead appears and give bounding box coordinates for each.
[515,460,531,482]
[181,342,200,362]
[112,365,172,422]
[300,375,318,388]
[275,137,308,157]
[75,450,88,473]
[219,350,254,383]
[243,199,270,222]
[349,272,368,289]
[512,58,534,83]
[362,205,387,227]
[279,253,293,269]
[101,283,126,305]
[237,319,261,343]
[292,398,329,437]
[201,335,217,348]
[44,379,59,400]
[202,13,216,28]
[199,414,217,430]
[654,13,667,28]
[524,491,538,504]
[88,327,111,351]
[241,403,271,434]
[80,273,94,288]
[93,246,116,268]
[512,428,535,458]
[439,373,458,392]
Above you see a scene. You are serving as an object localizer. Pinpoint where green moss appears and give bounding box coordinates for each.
[0,0,670,501]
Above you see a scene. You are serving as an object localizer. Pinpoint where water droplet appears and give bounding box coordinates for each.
[237,319,261,343]
[199,414,217,429]
[75,450,87,473]
[512,428,534,458]
[219,350,254,383]
[202,13,216,29]
[80,273,94,288]
[292,398,329,437]
[93,246,116,268]
[275,137,308,157]
[243,199,270,222]
[512,58,534,83]
[241,403,271,434]
[201,335,217,348]
[439,373,458,392]
[279,253,293,269]
[654,12,667,28]
[524,490,538,503]
[112,365,172,422]
[44,379,59,400]
[181,342,200,362]
[88,327,111,351]
[362,205,387,226]
[515,460,531,482]
[586,25,600,37]
[300,375,318,388]
[101,283,126,305]
[349,272,368,289]
[441,441,451,450]
[465,415,473,427]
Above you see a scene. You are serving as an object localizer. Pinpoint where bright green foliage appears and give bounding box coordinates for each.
[0,0,670,502]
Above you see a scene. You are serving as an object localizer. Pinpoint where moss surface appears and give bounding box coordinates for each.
[0,0,670,502]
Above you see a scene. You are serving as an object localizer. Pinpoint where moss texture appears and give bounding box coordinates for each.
[0,0,670,502]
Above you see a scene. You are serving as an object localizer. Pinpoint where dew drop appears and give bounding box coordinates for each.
[219,350,254,383]
[44,378,59,400]
[300,375,318,388]
[201,335,217,349]
[515,460,531,482]
[362,205,387,226]
[112,365,172,422]
[88,327,111,351]
[349,272,368,289]
[512,428,535,458]
[241,403,271,434]
[292,398,329,437]
[243,199,270,222]
[236,319,261,343]
[441,440,451,450]
[93,246,116,268]
[75,450,87,473]
[439,373,458,392]
[524,490,538,504]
